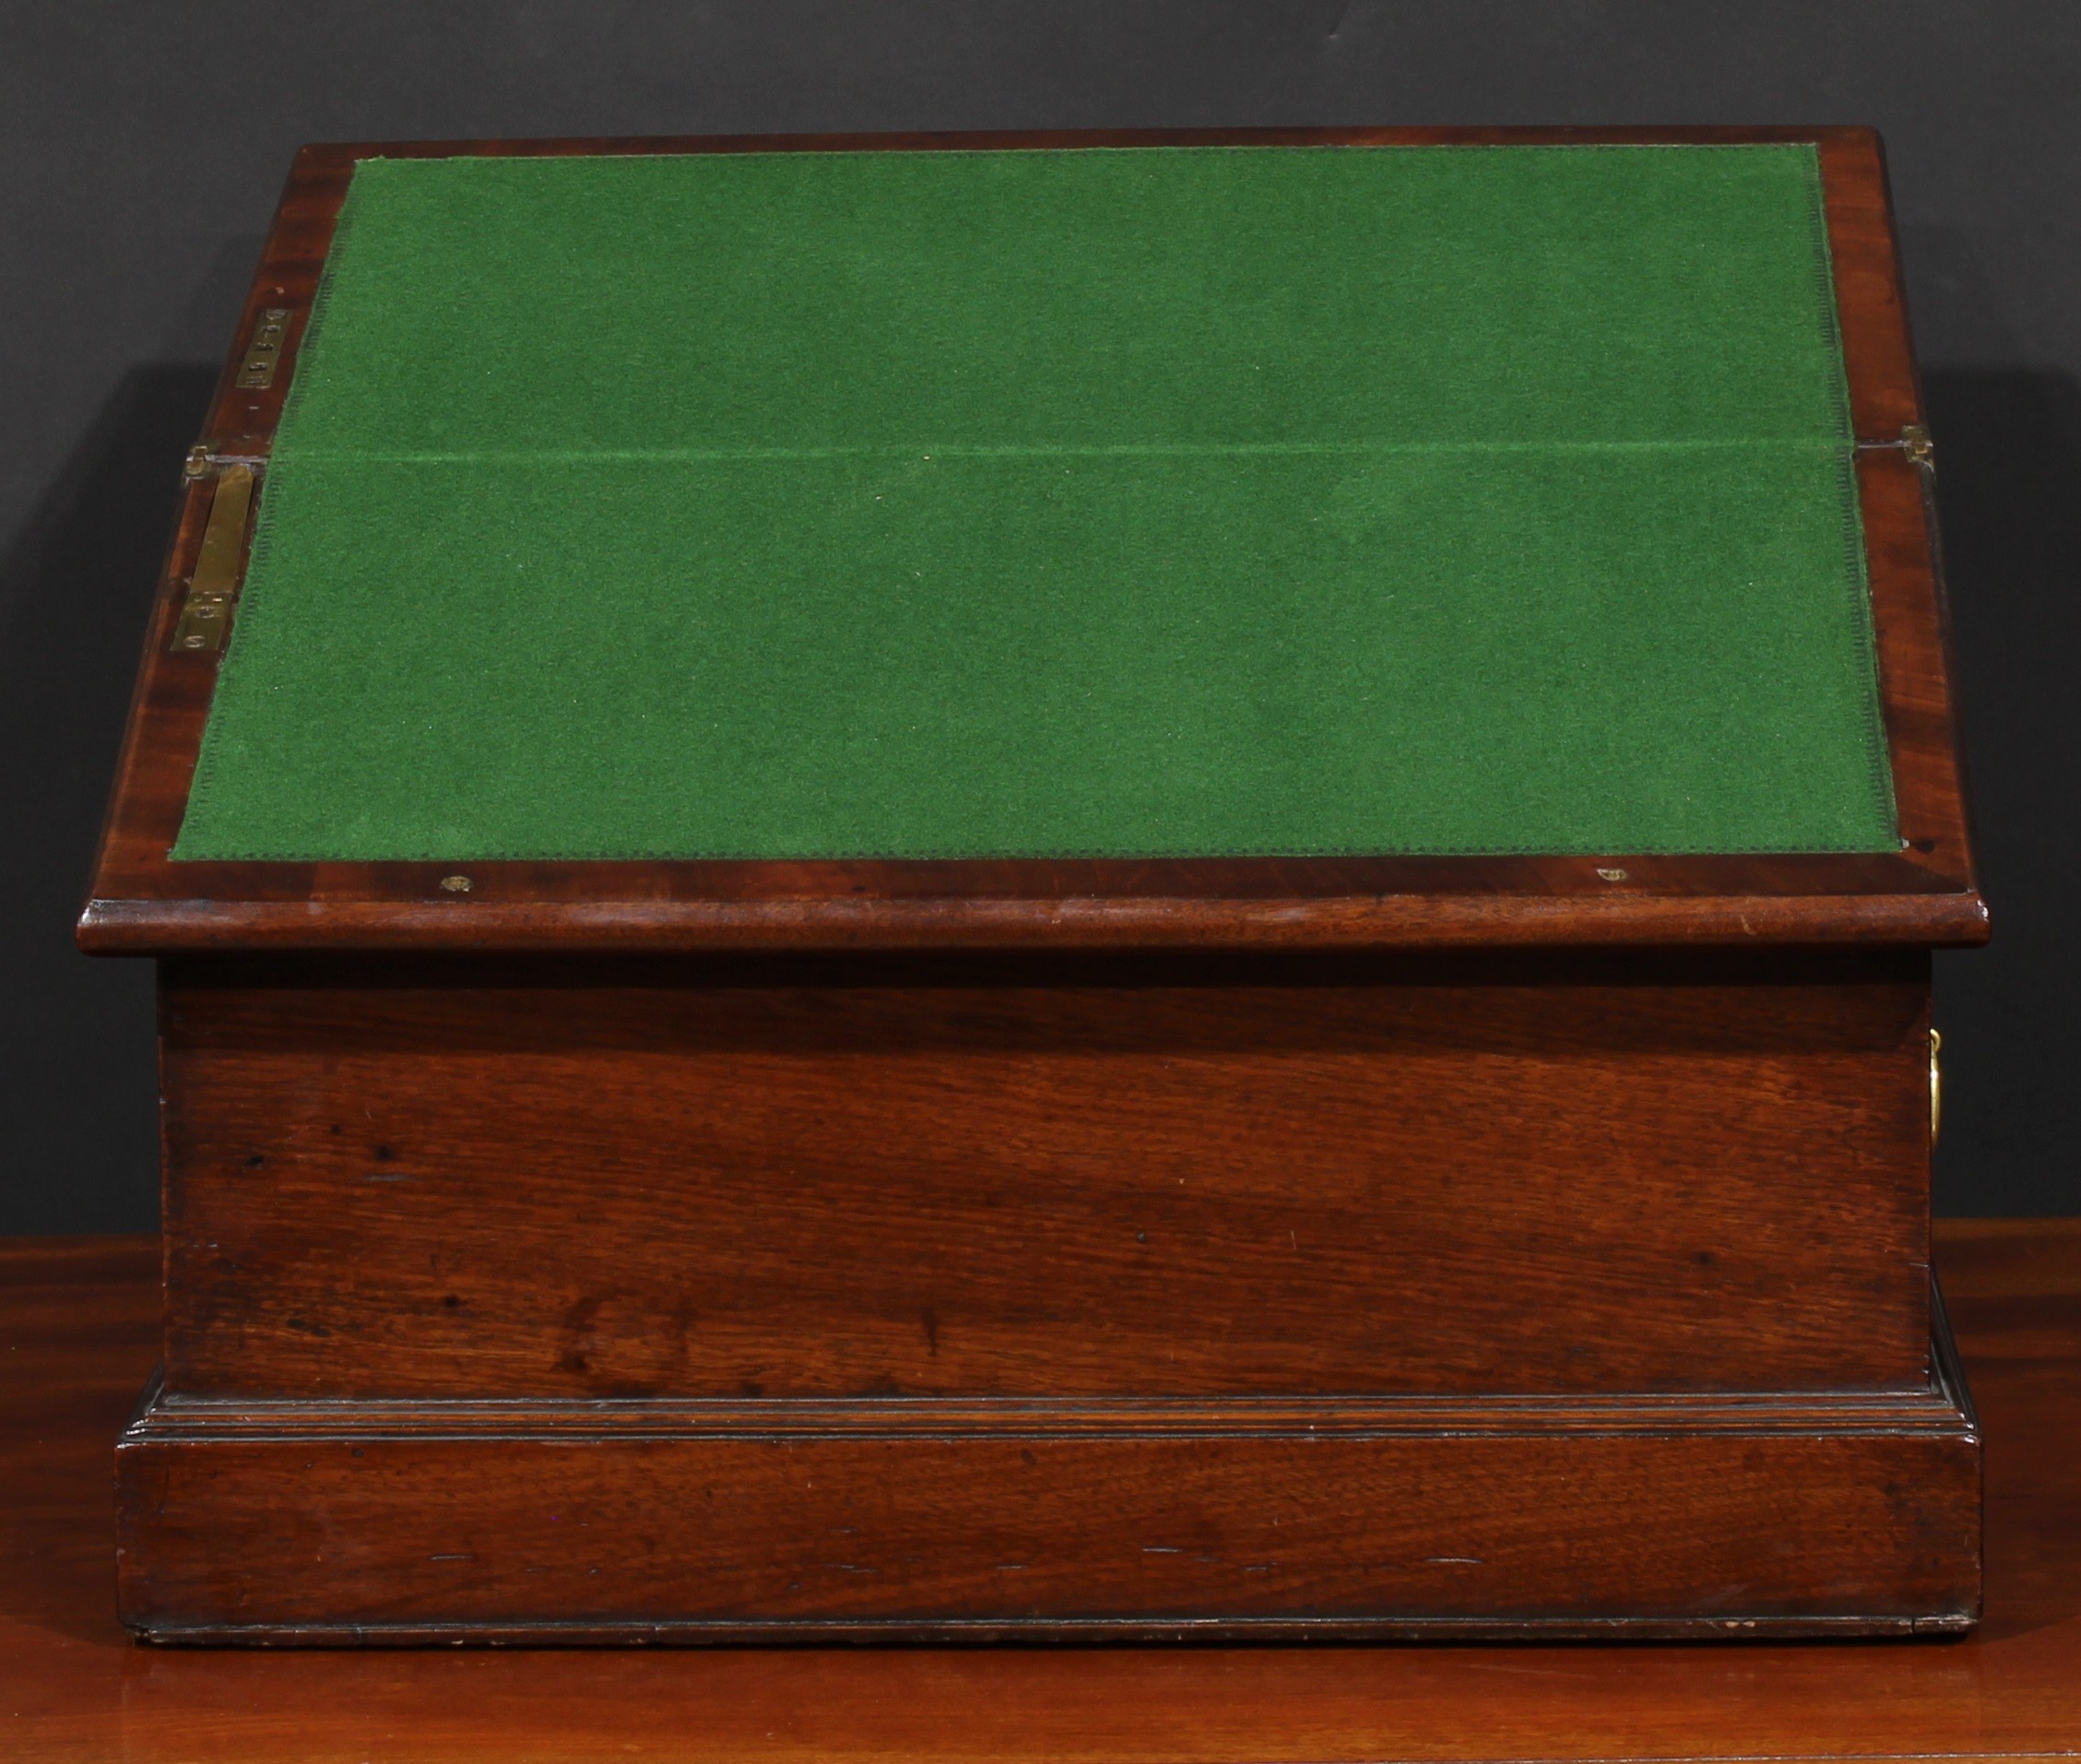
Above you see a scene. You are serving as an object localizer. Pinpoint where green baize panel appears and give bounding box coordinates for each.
[173,145,1896,861]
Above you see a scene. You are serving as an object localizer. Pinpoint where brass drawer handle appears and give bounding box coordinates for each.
[1929,1027,1943,1147]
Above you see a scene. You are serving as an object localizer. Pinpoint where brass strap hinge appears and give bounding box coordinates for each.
[170,463,257,655]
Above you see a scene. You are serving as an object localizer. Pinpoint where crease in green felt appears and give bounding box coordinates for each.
[173,144,1898,862]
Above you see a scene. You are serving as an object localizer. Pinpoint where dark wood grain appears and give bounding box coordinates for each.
[116,1370,1978,1640]
[116,941,1964,1637]
[157,951,1933,1402]
[76,124,1987,956]
[1861,449,1975,876]
[1817,130,1926,442]
[9,1223,2078,1759]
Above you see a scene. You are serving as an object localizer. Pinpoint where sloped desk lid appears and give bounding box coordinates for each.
[81,127,1983,954]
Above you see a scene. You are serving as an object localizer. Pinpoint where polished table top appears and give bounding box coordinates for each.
[5,1220,2077,1761]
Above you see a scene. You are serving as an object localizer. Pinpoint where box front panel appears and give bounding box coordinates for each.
[160,953,1931,1399]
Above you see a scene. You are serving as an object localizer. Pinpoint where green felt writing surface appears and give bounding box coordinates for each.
[174,145,1898,862]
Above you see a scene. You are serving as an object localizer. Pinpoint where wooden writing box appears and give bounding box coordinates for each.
[83,127,1988,1642]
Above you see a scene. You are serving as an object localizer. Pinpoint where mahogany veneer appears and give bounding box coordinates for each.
[12,1226,2078,1758]
[83,126,1988,1641]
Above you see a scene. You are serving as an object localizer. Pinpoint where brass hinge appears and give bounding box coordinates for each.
[170,464,256,654]
[1901,423,1934,471]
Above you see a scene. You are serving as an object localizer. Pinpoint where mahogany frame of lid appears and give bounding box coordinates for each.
[77,125,1985,955]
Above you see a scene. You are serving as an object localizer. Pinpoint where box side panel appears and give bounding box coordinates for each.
[160,954,1931,1400]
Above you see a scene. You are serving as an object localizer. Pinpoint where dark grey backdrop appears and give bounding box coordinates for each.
[4,2,2075,1231]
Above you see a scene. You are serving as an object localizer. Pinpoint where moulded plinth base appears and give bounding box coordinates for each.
[117,1305,1980,1644]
